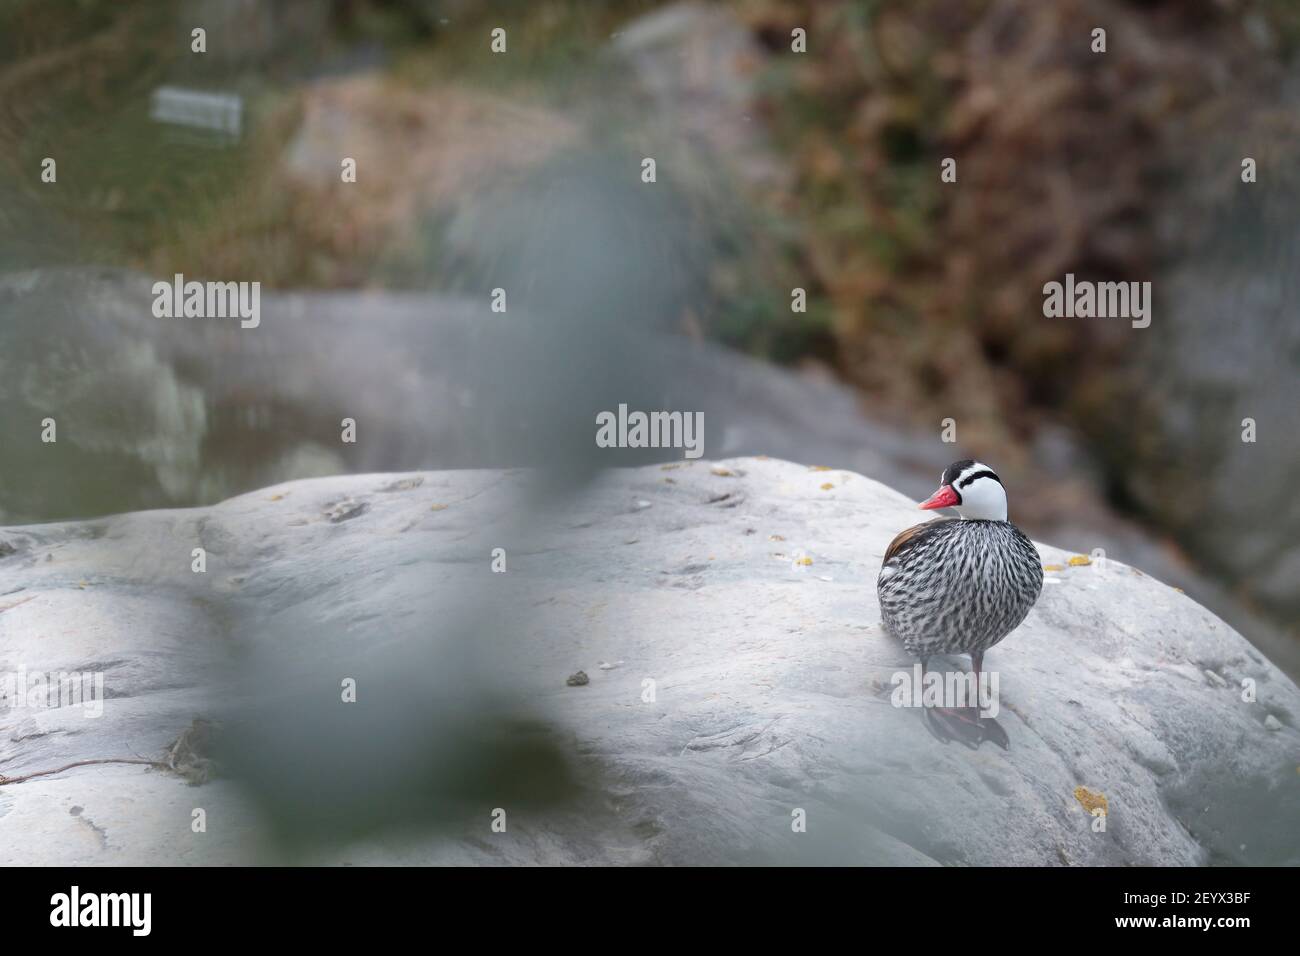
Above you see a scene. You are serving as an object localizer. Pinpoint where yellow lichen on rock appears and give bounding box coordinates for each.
[1073,786,1108,815]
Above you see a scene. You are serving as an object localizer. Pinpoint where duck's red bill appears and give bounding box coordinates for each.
[919,484,959,510]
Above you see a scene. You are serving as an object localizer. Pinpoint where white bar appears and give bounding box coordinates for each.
[149,86,242,137]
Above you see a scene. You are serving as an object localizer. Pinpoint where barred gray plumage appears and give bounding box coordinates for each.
[877,517,1043,661]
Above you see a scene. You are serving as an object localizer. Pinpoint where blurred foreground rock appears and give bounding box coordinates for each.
[1,459,1296,865]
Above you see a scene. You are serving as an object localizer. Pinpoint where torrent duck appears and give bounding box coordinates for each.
[877,460,1043,749]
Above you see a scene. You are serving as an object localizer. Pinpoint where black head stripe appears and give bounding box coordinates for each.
[941,459,976,486]
[959,469,1001,489]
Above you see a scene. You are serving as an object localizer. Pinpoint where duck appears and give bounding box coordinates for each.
[876,460,1043,749]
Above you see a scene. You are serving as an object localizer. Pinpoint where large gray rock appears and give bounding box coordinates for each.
[2,458,1296,865]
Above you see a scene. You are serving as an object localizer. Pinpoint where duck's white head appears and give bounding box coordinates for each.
[919,459,1007,522]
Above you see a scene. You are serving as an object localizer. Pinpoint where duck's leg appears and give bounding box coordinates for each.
[920,652,1010,751]
[970,650,1010,750]
[918,656,954,744]
[919,655,978,748]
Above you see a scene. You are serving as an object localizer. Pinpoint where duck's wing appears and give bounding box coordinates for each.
[882,517,957,566]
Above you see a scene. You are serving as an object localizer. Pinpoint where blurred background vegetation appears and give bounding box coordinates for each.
[1,0,1297,665]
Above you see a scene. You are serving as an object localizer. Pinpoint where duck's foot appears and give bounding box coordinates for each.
[922,705,1010,751]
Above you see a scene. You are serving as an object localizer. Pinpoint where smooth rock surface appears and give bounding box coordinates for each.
[1,458,1297,865]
